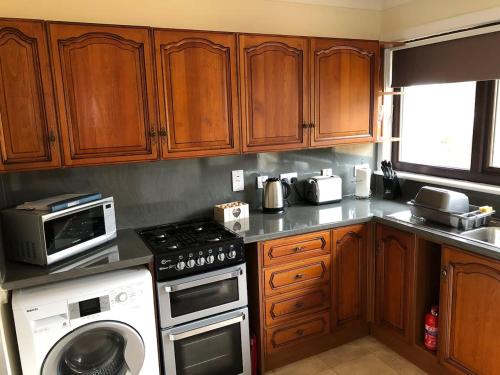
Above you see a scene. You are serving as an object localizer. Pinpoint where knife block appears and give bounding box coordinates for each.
[383,176,402,200]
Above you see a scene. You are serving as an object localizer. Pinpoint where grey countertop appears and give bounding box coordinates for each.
[0,229,153,291]
[227,196,500,261]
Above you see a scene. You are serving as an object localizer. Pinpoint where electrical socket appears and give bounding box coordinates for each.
[354,163,370,177]
[232,170,244,192]
[256,175,268,189]
[321,168,333,177]
[280,172,298,183]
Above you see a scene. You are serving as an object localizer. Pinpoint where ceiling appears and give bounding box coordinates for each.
[271,0,412,11]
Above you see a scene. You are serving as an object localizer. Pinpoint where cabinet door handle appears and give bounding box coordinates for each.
[309,123,316,128]
[48,130,56,144]
[302,123,310,129]
[149,130,157,137]
[441,268,448,278]
[160,128,168,137]
[293,246,304,253]
[295,329,304,336]
[294,273,304,280]
[294,301,304,309]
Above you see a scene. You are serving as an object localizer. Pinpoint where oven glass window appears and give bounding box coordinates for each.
[57,329,126,375]
[174,322,243,375]
[170,277,239,318]
[44,206,106,255]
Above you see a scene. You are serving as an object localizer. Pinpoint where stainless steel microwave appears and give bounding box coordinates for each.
[1,197,116,266]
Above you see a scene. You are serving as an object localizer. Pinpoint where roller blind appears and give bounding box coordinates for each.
[391,30,500,87]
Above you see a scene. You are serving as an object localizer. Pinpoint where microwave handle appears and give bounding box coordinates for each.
[168,313,245,341]
[164,268,243,293]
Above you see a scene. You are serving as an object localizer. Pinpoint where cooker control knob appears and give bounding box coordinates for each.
[206,255,215,264]
[176,261,186,271]
[217,253,225,262]
[227,250,237,259]
[197,257,206,266]
[186,259,196,268]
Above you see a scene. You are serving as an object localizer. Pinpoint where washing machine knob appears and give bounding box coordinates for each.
[116,292,128,303]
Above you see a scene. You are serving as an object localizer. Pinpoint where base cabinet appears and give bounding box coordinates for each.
[439,247,500,375]
[374,225,415,342]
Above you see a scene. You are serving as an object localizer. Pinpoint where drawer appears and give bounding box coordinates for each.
[263,231,331,267]
[264,285,330,327]
[264,255,330,296]
[265,311,330,354]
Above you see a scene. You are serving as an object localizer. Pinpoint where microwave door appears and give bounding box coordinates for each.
[162,308,251,375]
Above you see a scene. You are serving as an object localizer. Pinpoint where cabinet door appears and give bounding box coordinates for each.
[375,225,414,342]
[154,30,240,158]
[0,20,60,171]
[440,247,500,375]
[239,35,309,152]
[311,38,378,147]
[48,23,158,166]
[332,224,367,330]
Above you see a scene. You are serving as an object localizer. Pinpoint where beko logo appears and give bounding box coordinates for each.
[26,308,38,313]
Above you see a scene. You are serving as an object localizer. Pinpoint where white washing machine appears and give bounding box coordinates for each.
[12,267,160,375]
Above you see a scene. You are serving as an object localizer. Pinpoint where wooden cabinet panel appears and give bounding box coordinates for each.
[263,230,331,267]
[264,285,330,327]
[154,30,240,158]
[375,225,414,342]
[264,255,330,296]
[311,38,378,147]
[265,311,330,355]
[0,19,60,171]
[332,224,367,330]
[440,247,500,375]
[48,23,158,166]
[239,35,309,152]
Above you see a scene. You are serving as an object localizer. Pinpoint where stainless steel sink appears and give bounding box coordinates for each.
[460,225,500,247]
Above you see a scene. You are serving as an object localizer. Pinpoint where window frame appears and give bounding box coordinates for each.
[392,80,500,185]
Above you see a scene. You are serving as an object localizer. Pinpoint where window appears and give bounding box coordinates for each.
[398,82,477,170]
[393,80,500,184]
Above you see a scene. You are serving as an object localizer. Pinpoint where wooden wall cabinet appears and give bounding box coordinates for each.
[375,224,415,343]
[154,30,240,158]
[48,23,159,166]
[239,35,310,153]
[439,247,500,375]
[0,19,60,171]
[332,224,367,331]
[310,38,379,147]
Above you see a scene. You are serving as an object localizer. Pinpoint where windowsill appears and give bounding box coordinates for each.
[374,170,500,196]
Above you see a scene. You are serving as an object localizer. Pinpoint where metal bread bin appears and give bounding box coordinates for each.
[413,186,469,213]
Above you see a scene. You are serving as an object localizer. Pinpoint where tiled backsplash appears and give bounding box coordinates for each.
[0,144,376,230]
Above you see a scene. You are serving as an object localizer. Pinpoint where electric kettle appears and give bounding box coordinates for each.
[263,178,291,213]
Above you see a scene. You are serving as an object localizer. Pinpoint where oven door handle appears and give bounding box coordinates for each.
[168,313,245,341]
[163,268,243,293]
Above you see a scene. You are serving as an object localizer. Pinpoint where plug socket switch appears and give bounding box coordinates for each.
[280,172,298,183]
[321,168,333,177]
[232,170,244,192]
[256,175,268,189]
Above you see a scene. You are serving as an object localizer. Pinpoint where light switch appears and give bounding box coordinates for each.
[232,170,244,192]
[256,175,268,189]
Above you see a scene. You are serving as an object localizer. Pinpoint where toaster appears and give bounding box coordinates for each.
[305,175,342,205]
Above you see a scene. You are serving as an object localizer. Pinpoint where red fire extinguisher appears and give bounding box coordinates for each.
[424,305,439,351]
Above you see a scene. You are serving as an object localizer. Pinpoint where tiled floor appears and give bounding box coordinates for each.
[266,336,428,375]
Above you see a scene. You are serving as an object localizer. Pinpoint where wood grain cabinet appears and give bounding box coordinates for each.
[439,247,500,375]
[154,30,240,158]
[48,23,159,166]
[375,224,415,342]
[332,224,367,330]
[310,38,379,147]
[0,19,60,171]
[238,34,310,152]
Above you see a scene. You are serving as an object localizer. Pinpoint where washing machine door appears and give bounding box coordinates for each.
[42,321,145,375]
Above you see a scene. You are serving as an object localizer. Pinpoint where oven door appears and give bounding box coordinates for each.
[162,307,250,375]
[157,264,248,327]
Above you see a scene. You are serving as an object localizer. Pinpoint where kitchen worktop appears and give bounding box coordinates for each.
[229,196,500,261]
[0,229,153,291]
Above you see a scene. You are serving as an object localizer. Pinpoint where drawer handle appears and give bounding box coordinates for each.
[294,302,304,309]
[293,246,305,253]
[294,273,304,280]
[295,329,304,336]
